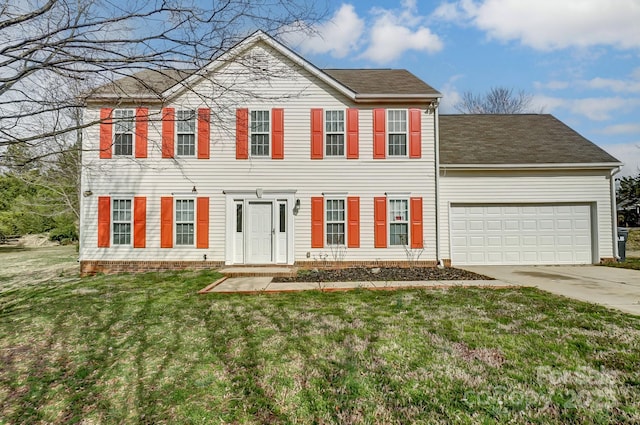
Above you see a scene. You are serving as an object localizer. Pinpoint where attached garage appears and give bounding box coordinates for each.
[439,114,622,266]
[449,203,593,265]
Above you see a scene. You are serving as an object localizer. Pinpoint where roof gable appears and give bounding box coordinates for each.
[86,30,439,104]
[439,114,620,167]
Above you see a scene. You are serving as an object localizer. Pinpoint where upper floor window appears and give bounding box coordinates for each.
[114,109,134,156]
[175,199,195,245]
[176,110,196,156]
[326,198,345,245]
[250,110,270,157]
[112,198,132,245]
[325,110,345,156]
[388,109,407,156]
[389,198,408,245]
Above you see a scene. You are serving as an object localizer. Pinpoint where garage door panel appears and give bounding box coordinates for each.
[451,204,592,265]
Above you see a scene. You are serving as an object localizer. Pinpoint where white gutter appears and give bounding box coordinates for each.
[441,162,623,170]
[611,166,622,260]
[434,104,442,268]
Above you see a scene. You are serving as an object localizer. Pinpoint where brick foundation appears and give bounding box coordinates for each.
[80,260,224,276]
[294,259,451,269]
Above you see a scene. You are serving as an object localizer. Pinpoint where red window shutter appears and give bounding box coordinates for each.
[135,108,148,158]
[97,196,110,247]
[272,108,284,159]
[311,196,324,248]
[160,196,173,248]
[133,197,146,248]
[374,197,387,248]
[310,108,323,159]
[410,197,424,249]
[99,108,113,159]
[197,108,211,159]
[347,196,360,248]
[373,109,386,159]
[236,108,248,159]
[161,108,175,158]
[196,197,209,249]
[346,108,359,159]
[409,109,421,158]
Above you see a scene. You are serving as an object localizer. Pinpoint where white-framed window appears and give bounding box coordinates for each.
[325,110,345,156]
[113,109,134,156]
[112,198,132,245]
[389,198,409,245]
[388,109,407,156]
[250,110,270,157]
[176,109,196,156]
[326,198,345,245]
[175,199,195,245]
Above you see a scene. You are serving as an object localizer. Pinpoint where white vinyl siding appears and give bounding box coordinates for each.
[113,109,134,156]
[440,170,615,264]
[80,43,437,264]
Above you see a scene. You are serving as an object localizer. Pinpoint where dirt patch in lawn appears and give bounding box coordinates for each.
[273,266,491,283]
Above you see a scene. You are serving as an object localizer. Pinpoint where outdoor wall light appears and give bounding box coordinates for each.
[83,190,93,197]
[192,186,197,193]
[293,199,301,215]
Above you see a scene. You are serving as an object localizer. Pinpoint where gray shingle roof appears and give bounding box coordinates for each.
[88,69,195,99]
[324,69,440,96]
[439,114,620,166]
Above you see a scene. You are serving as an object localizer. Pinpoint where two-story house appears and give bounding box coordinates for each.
[79,31,621,275]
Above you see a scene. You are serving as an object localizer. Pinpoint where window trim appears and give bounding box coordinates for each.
[175,109,196,157]
[388,197,409,246]
[174,197,196,246]
[113,109,135,157]
[249,109,271,158]
[387,109,408,157]
[111,197,133,246]
[324,109,346,158]
[325,197,346,246]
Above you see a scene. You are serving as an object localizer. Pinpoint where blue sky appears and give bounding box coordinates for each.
[281,0,640,175]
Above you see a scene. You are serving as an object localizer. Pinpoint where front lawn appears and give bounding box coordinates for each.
[602,257,640,270]
[1,261,639,424]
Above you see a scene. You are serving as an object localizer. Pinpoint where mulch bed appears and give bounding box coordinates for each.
[272,266,492,283]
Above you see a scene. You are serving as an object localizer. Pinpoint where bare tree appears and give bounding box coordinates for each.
[0,0,323,167]
[454,87,542,114]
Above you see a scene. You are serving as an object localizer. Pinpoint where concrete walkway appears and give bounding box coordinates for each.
[461,265,640,316]
[201,276,516,294]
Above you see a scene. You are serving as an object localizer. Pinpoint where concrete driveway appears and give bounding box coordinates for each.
[461,265,640,316]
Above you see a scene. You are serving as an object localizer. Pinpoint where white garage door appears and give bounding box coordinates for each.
[450,204,592,265]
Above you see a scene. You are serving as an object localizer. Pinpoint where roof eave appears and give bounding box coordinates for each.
[354,93,441,104]
[85,95,164,106]
[440,162,623,171]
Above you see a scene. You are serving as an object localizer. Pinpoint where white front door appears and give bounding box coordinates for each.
[247,202,273,264]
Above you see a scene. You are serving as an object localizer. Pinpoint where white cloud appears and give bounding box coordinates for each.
[434,0,640,51]
[360,16,443,63]
[438,75,464,113]
[531,95,640,121]
[534,80,570,90]
[597,124,640,135]
[284,2,443,65]
[583,77,640,93]
[281,4,364,58]
[602,142,640,176]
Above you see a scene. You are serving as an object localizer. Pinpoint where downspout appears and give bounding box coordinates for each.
[611,166,621,261]
[433,101,443,268]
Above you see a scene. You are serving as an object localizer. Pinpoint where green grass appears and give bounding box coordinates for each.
[1,248,640,424]
[625,228,640,251]
[603,257,640,270]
